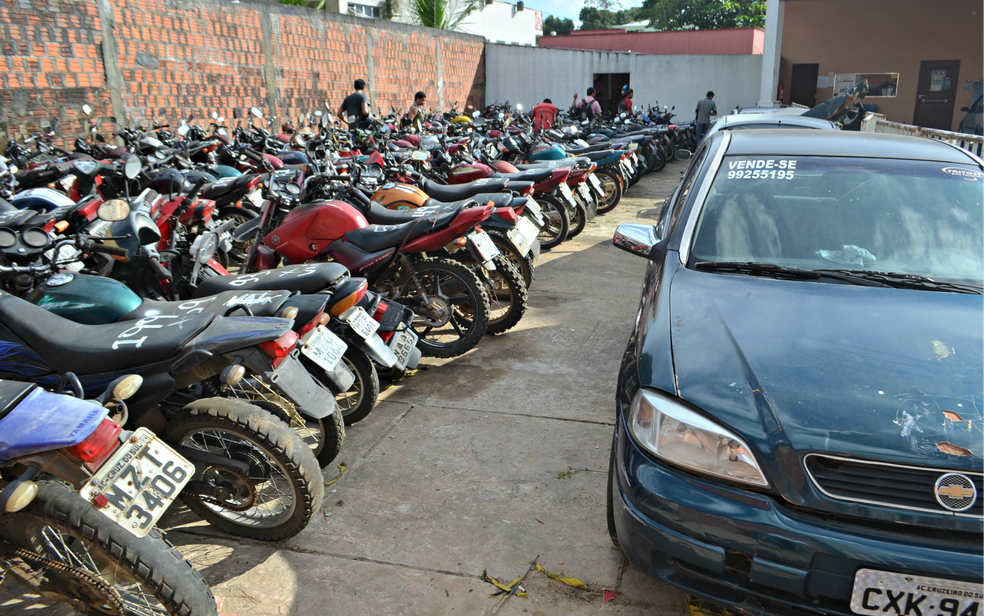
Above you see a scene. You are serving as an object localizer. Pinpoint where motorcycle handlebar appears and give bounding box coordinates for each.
[149,257,172,280]
[183,177,209,208]
[85,241,129,259]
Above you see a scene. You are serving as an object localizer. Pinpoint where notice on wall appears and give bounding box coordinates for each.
[834,74,858,95]
[930,69,947,92]
[817,76,834,88]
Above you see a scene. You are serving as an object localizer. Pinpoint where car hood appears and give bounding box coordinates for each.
[668,268,983,471]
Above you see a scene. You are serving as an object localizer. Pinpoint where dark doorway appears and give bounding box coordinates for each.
[913,60,961,129]
[592,73,630,118]
[790,63,819,107]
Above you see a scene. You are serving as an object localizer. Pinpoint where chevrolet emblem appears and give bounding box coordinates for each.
[934,473,977,512]
[937,483,974,499]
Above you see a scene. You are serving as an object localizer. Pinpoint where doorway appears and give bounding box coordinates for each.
[913,60,960,130]
[592,73,630,118]
[790,63,819,107]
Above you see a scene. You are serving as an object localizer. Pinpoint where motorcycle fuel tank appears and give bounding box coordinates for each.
[447,162,494,185]
[528,144,567,162]
[27,273,143,324]
[265,200,368,264]
[372,183,429,209]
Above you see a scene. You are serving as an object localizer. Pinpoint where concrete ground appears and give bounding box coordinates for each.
[1,161,693,616]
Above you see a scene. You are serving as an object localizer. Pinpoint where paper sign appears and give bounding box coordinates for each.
[817,76,834,88]
[834,74,858,95]
[930,69,947,92]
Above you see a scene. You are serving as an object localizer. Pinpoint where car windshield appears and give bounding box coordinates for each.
[689,156,984,285]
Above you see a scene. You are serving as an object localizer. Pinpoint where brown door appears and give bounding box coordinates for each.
[913,60,960,129]
[790,64,819,107]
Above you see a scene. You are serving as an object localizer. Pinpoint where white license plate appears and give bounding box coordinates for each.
[850,569,983,616]
[300,325,347,372]
[247,188,263,207]
[577,183,592,202]
[79,428,193,538]
[470,229,500,263]
[346,307,380,339]
[523,196,545,226]
[588,173,604,196]
[507,216,539,257]
[388,328,418,371]
[558,182,577,208]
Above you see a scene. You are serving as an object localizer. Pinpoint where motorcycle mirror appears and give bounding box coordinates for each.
[96,134,106,143]
[124,155,142,179]
[112,374,143,401]
[671,106,675,110]
[217,116,225,124]
[177,124,190,137]
[97,198,131,221]
[315,110,323,117]
[410,150,428,161]
[285,182,301,196]
[218,127,228,136]
[212,111,218,120]
[250,106,263,119]
[82,104,92,116]
[321,115,328,129]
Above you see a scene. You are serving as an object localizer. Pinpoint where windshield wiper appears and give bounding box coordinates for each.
[815,269,983,294]
[695,261,890,287]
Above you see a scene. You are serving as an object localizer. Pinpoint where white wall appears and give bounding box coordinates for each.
[486,44,763,120]
[458,1,542,46]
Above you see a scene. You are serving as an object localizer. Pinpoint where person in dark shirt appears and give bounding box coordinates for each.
[339,79,371,129]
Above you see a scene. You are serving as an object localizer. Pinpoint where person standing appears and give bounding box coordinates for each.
[695,91,717,143]
[532,98,558,131]
[618,88,634,116]
[575,87,602,121]
[339,79,371,129]
[405,91,427,133]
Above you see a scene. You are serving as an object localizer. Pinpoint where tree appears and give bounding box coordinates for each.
[543,15,575,36]
[583,0,622,9]
[408,0,478,30]
[649,0,766,30]
[579,7,616,30]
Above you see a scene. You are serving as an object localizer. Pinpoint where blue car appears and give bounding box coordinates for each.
[610,130,983,616]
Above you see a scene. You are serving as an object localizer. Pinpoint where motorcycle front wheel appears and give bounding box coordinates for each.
[163,398,324,541]
[0,481,217,616]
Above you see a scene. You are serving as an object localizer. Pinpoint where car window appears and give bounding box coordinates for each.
[689,156,984,284]
[665,147,709,237]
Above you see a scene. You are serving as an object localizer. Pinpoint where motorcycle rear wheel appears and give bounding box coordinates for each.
[567,202,587,239]
[398,258,490,358]
[481,256,528,335]
[0,481,217,616]
[594,168,623,214]
[335,349,379,426]
[536,194,569,250]
[164,398,324,541]
[486,229,535,289]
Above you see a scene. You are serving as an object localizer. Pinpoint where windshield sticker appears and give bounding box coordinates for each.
[942,167,983,181]
[726,159,796,180]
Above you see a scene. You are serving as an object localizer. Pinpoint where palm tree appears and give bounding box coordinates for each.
[408,0,478,30]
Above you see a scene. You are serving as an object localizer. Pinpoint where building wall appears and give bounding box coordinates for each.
[486,44,762,119]
[0,0,484,147]
[457,1,542,47]
[780,0,982,130]
[538,28,764,56]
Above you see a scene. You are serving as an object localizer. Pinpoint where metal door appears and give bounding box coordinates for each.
[913,60,961,130]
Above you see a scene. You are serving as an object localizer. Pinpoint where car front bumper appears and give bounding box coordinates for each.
[612,417,984,616]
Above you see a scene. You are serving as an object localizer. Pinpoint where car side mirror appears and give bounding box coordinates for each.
[675,150,692,160]
[613,224,660,259]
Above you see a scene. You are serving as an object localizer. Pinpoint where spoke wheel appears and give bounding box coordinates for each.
[486,229,535,289]
[594,168,623,214]
[335,350,379,426]
[536,194,569,250]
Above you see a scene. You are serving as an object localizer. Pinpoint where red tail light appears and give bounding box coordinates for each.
[329,280,369,317]
[259,330,299,368]
[247,175,262,189]
[496,207,518,224]
[299,310,325,336]
[77,198,101,221]
[620,154,627,160]
[520,184,534,196]
[67,419,122,470]
[372,299,388,321]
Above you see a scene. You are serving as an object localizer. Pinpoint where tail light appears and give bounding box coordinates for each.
[496,207,518,224]
[329,280,369,317]
[247,175,263,189]
[372,300,388,321]
[299,310,329,336]
[259,330,299,368]
[520,184,534,196]
[203,143,218,153]
[77,198,102,221]
[66,418,122,471]
[620,154,627,160]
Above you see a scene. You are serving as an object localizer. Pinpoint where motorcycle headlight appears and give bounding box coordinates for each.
[628,389,768,487]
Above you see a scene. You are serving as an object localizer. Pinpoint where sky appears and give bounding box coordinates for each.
[520,0,645,24]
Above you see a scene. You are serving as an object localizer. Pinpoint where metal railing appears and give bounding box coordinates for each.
[862,113,984,157]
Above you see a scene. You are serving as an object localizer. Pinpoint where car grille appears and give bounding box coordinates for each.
[804,454,983,518]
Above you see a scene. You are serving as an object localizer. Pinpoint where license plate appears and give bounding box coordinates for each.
[300,325,347,372]
[247,188,263,207]
[558,182,577,208]
[850,569,983,616]
[588,173,604,196]
[577,183,592,203]
[346,307,380,339]
[79,428,193,538]
[506,216,539,257]
[523,196,545,226]
[470,229,500,263]
[388,328,418,371]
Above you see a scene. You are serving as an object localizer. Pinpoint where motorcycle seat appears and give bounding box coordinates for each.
[418,178,509,202]
[362,200,464,226]
[493,169,553,184]
[192,263,349,298]
[463,193,514,208]
[564,143,610,155]
[0,293,213,375]
[342,214,452,253]
[577,150,618,163]
[200,174,256,201]
[125,290,295,320]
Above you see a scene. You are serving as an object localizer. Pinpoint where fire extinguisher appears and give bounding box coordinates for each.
[777,80,785,102]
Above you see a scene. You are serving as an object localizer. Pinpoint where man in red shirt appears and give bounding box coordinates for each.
[532,98,558,131]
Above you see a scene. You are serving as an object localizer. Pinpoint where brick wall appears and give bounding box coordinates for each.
[0,0,485,147]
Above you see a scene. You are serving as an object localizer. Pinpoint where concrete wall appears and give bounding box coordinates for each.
[486,44,762,120]
[539,28,764,56]
[780,0,982,130]
[458,0,542,47]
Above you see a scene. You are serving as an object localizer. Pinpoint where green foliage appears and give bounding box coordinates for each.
[649,0,766,30]
[543,14,575,36]
[409,0,478,30]
[583,0,622,9]
[578,4,653,30]
[382,0,398,19]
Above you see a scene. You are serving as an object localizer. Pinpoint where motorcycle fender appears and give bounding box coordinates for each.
[242,351,339,420]
[351,331,399,369]
[316,357,357,394]
[584,195,598,220]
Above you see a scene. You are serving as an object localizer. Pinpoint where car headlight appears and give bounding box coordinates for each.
[629,389,768,487]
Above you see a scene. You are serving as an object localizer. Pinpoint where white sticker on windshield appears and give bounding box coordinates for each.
[942,166,983,181]
[726,159,797,181]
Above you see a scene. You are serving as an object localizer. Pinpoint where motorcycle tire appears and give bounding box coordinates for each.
[486,229,535,289]
[594,168,623,215]
[567,202,587,239]
[482,256,528,335]
[536,194,569,250]
[336,349,379,426]
[642,149,657,174]
[163,398,324,541]
[652,147,668,173]
[0,480,217,616]
[399,258,490,358]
